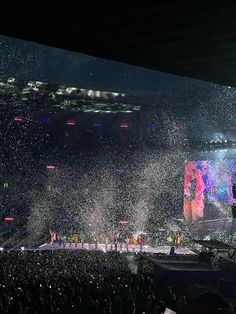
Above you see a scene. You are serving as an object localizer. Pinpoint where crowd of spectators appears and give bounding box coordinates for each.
[0,250,235,313]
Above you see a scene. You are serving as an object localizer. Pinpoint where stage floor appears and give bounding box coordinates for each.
[38,242,196,255]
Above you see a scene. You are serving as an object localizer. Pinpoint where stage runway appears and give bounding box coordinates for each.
[38,242,196,255]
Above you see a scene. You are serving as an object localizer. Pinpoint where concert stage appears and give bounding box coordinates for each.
[37,242,196,255]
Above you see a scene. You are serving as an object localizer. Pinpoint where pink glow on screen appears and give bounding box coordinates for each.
[183,161,204,222]
[14,116,23,122]
[119,220,129,224]
[120,123,128,128]
[67,120,76,126]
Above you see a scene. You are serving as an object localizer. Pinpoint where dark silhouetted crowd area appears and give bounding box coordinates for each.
[0,250,235,313]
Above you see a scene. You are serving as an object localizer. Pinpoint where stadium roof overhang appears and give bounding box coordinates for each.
[1,1,236,87]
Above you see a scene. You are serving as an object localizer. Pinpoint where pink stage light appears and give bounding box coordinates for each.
[120,123,128,128]
[67,120,76,126]
[47,165,55,169]
[14,116,23,122]
[4,216,14,221]
[46,165,58,172]
[119,220,129,224]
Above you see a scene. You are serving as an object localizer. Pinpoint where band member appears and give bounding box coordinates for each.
[58,234,62,246]
[175,233,182,247]
[49,229,57,245]
[74,233,78,248]
[166,234,173,245]
[62,235,66,248]
[117,234,123,251]
[138,236,144,252]
[105,237,109,251]
[131,237,137,253]
[114,236,118,252]
[125,237,130,252]
[69,234,73,247]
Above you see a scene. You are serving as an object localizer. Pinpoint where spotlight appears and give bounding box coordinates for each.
[38,119,49,124]
[66,120,75,126]
[14,115,23,122]
[120,122,128,128]
[4,216,14,221]
[21,247,25,251]
[46,165,58,172]
[0,247,3,251]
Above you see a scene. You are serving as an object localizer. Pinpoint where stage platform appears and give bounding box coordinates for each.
[37,242,196,255]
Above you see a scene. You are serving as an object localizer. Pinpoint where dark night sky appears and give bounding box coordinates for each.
[0,34,207,94]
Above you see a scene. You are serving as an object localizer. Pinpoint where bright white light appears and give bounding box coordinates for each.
[0,247,3,251]
[21,247,25,251]
[225,140,228,143]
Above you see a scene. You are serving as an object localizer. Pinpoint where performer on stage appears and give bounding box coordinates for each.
[125,236,130,252]
[58,234,62,246]
[74,233,78,248]
[175,233,182,247]
[49,229,57,245]
[138,236,144,252]
[114,235,118,252]
[131,237,137,253]
[105,237,109,251]
[117,234,123,251]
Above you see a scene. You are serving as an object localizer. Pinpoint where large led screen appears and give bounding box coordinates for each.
[183,160,236,222]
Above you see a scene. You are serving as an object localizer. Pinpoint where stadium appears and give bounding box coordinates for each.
[1,3,236,313]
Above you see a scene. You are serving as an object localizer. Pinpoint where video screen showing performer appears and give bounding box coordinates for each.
[183,160,236,222]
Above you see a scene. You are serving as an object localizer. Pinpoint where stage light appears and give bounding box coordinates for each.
[14,116,23,122]
[3,183,9,189]
[21,247,25,251]
[4,216,14,221]
[120,122,128,128]
[0,247,3,251]
[38,119,49,124]
[67,120,75,126]
[116,168,125,174]
[225,140,228,143]
[46,165,58,172]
